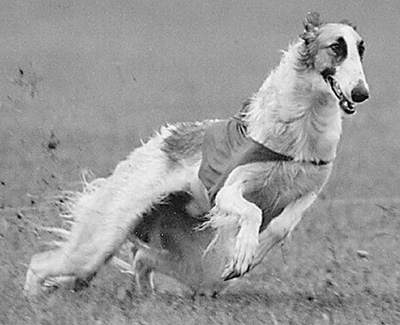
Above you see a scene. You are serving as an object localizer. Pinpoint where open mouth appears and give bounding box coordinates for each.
[326,76,356,115]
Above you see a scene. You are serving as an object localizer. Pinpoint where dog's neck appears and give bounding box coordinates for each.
[243,41,343,164]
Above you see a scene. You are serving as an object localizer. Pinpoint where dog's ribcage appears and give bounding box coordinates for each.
[160,120,332,230]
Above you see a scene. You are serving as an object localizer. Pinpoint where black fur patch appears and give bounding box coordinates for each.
[321,67,336,80]
[331,36,347,63]
[162,122,210,164]
[358,40,365,61]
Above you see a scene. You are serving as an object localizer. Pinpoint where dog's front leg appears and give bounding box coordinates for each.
[203,163,263,280]
[213,183,262,280]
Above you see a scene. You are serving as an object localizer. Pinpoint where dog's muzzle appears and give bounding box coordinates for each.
[326,75,356,115]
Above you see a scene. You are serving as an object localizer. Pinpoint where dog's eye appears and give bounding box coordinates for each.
[329,43,342,56]
[328,37,347,59]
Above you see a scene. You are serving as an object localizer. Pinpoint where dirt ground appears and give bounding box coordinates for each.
[1,1,400,324]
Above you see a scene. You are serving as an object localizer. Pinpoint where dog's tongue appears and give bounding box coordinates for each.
[326,76,356,115]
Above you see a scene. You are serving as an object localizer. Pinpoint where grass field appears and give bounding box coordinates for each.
[1,1,400,324]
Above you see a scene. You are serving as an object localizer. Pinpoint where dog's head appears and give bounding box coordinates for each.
[298,12,369,115]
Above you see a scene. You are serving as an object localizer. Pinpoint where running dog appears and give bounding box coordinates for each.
[25,12,369,296]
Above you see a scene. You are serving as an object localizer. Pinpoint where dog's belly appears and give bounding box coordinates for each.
[131,161,332,293]
[132,192,229,294]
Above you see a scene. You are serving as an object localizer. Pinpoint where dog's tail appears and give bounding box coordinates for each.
[39,173,140,276]
[39,172,106,247]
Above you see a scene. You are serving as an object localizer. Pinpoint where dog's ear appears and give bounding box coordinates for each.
[297,12,322,69]
[300,12,322,44]
[303,12,322,32]
[340,19,357,31]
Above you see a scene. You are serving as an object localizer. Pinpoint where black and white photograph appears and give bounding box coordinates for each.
[1,1,399,324]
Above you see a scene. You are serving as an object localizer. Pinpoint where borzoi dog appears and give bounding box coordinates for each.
[24,12,369,296]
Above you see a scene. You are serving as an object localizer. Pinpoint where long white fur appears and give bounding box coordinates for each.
[25,131,204,295]
[24,17,369,296]
[199,21,368,279]
[244,41,343,162]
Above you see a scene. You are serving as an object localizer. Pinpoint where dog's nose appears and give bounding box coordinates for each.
[351,80,369,103]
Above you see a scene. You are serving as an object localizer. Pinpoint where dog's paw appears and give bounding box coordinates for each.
[24,269,42,297]
[204,201,261,281]
[221,229,258,280]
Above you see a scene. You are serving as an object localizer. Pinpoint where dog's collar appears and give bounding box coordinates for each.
[255,149,332,167]
[248,138,294,163]
[234,115,332,167]
[249,137,332,167]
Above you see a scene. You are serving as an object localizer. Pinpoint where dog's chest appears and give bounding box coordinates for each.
[242,162,332,232]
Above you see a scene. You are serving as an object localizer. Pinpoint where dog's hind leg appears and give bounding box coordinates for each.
[24,134,201,296]
[132,248,157,294]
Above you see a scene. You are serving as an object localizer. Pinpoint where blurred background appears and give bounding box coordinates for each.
[1,0,399,207]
